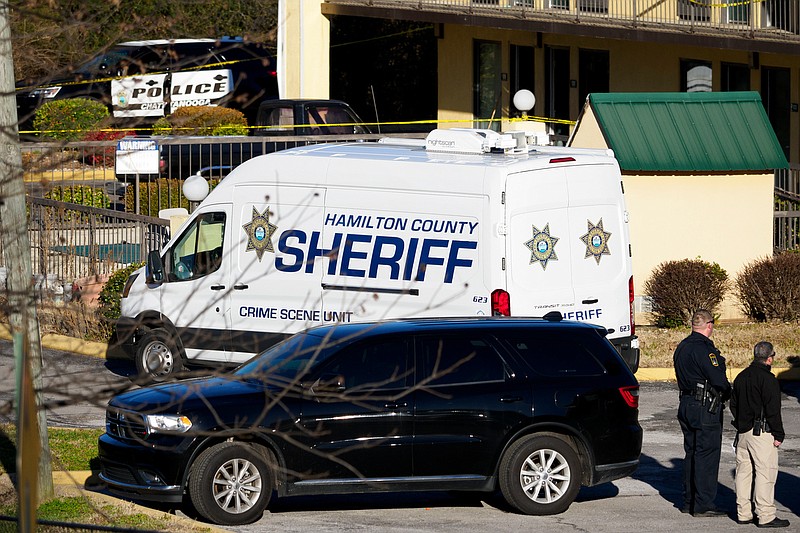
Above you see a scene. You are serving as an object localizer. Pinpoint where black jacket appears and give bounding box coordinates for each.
[730,361,785,442]
[673,331,730,397]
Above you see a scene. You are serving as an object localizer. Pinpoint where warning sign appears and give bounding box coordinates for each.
[115,138,159,175]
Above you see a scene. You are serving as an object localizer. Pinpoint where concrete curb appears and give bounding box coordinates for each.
[0,324,108,359]
[637,366,800,382]
[2,323,798,381]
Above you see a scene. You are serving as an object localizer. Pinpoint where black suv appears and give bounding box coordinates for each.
[98,316,642,526]
[16,37,278,131]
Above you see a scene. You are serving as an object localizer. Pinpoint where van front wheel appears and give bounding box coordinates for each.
[135,328,183,380]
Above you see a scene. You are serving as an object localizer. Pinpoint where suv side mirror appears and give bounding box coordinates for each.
[146,249,165,284]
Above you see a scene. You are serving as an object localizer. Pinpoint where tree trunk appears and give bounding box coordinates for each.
[0,2,54,524]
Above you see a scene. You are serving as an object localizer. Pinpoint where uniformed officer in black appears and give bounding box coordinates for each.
[673,309,731,517]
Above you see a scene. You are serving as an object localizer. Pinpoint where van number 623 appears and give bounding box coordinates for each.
[473,296,488,304]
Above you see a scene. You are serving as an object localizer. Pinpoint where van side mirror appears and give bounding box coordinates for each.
[146,250,165,284]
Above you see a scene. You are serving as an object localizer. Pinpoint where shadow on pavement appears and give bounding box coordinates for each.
[632,453,736,514]
[266,490,487,513]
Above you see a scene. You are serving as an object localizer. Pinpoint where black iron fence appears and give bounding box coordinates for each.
[0,197,169,292]
[774,165,800,252]
[20,134,420,217]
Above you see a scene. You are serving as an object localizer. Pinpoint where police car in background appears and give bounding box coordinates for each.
[16,37,278,132]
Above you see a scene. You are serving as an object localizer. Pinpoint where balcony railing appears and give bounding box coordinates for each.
[328,0,800,43]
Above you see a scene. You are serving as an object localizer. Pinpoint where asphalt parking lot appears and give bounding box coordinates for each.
[0,341,797,532]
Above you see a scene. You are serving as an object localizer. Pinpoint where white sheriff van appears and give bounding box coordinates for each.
[117,128,640,379]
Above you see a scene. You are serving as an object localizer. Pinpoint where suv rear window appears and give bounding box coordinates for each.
[503,330,608,377]
[418,335,506,386]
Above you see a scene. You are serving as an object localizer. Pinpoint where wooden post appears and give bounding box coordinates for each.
[0,1,54,524]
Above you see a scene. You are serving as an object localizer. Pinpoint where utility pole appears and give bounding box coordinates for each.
[0,1,54,527]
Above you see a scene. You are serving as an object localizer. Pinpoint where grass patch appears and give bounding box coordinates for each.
[0,496,210,532]
[638,321,800,368]
[0,426,103,475]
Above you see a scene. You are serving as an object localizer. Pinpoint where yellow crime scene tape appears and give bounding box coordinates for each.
[21,115,576,136]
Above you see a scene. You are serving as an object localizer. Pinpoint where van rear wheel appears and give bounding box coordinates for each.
[135,328,183,380]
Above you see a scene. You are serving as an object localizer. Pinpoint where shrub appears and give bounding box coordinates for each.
[124,179,189,216]
[97,263,143,340]
[33,98,110,141]
[125,178,219,217]
[152,106,248,136]
[82,129,136,167]
[46,185,110,209]
[735,252,800,322]
[643,258,729,328]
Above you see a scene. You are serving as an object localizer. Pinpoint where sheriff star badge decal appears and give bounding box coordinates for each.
[242,206,278,261]
[524,224,559,270]
[580,218,611,265]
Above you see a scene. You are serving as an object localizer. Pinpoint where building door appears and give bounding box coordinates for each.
[545,46,570,137]
[578,49,609,113]
[473,40,502,131]
[762,66,790,158]
[510,44,535,116]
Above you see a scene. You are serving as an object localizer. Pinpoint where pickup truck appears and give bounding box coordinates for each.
[155,99,372,180]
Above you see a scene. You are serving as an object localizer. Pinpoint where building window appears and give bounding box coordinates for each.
[545,46,571,137]
[762,0,794,31]
[727,2,750,24]
[721,63,750,91]
[681,59,712,92]
[579,49,609,113]
[678,0,711,21]
[762,66,790,158]
[550,0,569,10]
[510,45,535,116]
[473,40,502,131]
[578,0,608,14]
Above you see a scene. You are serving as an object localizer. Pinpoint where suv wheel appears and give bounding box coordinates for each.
[189,442,272,526]
[499,434,581,515]
[135,328,183,381]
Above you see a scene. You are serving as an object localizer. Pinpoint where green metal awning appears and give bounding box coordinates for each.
[586,92,788,172]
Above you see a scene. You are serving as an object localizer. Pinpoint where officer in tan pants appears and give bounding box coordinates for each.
[730,341,789,528]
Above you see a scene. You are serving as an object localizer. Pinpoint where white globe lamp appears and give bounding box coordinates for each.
[513,90,536,117]
[183,172,209,203]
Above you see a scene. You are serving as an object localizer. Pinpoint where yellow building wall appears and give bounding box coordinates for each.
[438,26,798,158]
[623,173,774,323]
[571,106,774,323]
[278,0,330,99]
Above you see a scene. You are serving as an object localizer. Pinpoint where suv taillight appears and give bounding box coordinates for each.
[618,385,639,408]
[491,289,510,316]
